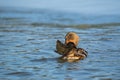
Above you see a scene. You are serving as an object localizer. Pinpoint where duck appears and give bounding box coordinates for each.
[55,32,88,61]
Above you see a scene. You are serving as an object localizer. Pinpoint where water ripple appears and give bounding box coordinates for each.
[0,8,120,80]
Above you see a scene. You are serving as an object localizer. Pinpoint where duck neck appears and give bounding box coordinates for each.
[66,42,77,49]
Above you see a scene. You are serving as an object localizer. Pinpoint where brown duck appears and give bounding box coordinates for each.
[55,32,88,60]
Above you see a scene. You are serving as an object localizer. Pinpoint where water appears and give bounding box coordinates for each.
[0,7,120,80]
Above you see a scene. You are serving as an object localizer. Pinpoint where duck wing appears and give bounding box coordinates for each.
[75,48,88,58]
[55,40,70,55]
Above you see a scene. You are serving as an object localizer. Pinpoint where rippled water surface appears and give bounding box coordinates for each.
[0,8,120,80]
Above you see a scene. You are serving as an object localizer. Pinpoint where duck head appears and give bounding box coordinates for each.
[65,32,79,47]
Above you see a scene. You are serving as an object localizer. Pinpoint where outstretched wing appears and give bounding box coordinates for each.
[55,40,70,55]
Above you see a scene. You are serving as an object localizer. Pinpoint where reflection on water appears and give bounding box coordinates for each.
[0,7,120,80]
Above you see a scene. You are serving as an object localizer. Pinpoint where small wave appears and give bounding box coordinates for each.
[5,72,32,76]
[30,22,120,29]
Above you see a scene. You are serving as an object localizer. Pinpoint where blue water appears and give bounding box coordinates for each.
[0,7,120,80]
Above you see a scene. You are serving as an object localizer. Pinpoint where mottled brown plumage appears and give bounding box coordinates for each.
[55,32,88,61]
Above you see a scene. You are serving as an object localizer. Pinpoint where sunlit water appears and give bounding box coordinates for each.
[0,7,120,80]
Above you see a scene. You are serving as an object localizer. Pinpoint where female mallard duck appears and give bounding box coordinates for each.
[55,32,88,61]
